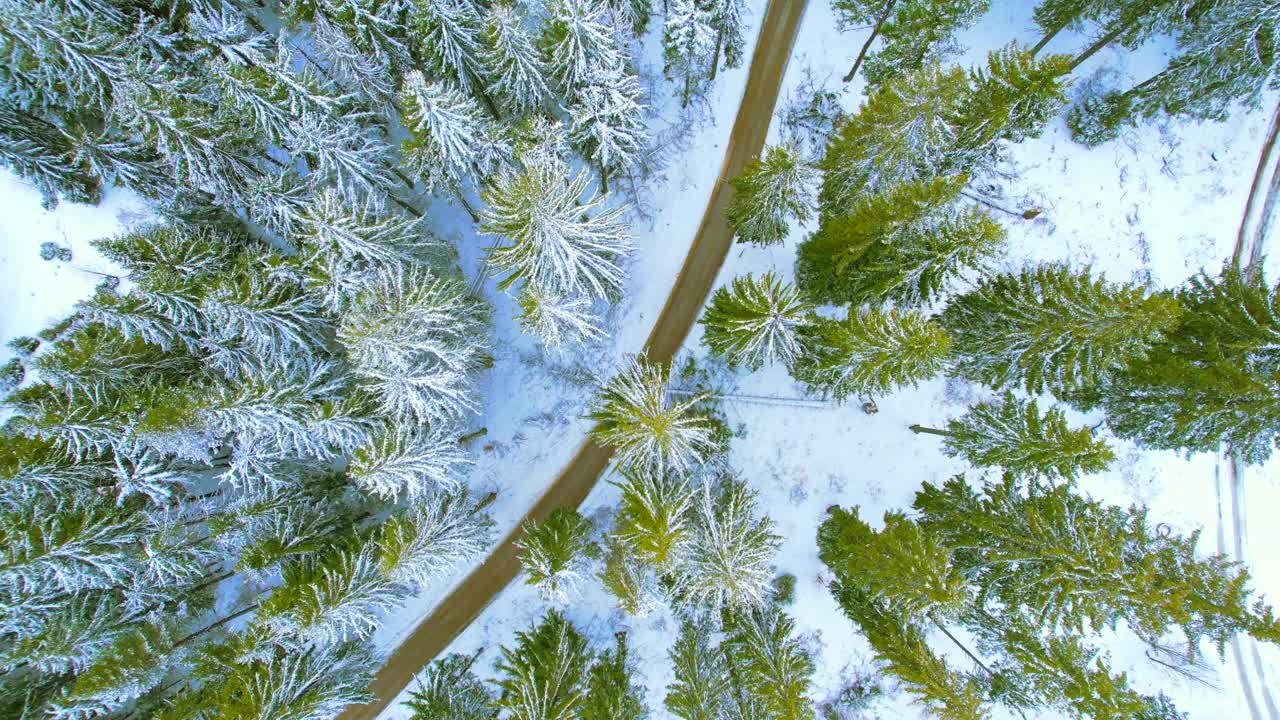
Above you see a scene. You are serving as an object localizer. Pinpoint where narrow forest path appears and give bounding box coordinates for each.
[335,3,808,718]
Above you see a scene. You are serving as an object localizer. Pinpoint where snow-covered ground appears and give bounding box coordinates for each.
[3,1,1279,718]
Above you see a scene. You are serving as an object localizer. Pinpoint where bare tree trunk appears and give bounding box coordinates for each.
[1031,23,1065,56]
[710,26,724,81]
[843,2,896,83]
[1068,25,1125,72]
[909,424,951,437]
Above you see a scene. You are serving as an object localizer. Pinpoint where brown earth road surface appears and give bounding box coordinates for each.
[335,3,808,718]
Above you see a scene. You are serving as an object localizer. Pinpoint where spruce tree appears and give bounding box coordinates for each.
[481,4,552,116]
[482,153,633,301]
[407,652,497,720]
[587,356,718,473]
[598,537,662,616]
[582,633,647,720]
[568,58,648,193]
[799,175,967,302]
[942,264,1182,399]
[860,0,992,88]
[706,0,748,80]
[665,617,730,720]
[400,70,508,194]
[541,0,622,97]
[911,392,1115,483]
[664,0,717,108]
[517,508,597,603]
[721,605,817,720]
[495,610,592,720]
[725,144,819,247]
[1099,267,1280,463]
[675,476,781,610]
[792,307,952,401]
[610,465,695,570]
[700,272,812,371]
[348,425,469,500]
[517,285,605,353]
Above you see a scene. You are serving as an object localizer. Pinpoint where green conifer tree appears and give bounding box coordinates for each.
[722,606,817,720]
[942,264,1182,398]
[793,307,952,401]
[700,272,812,371]
[665,617,730,720]
[725,144,818,247]
[610,465,695,570]
[407,651,497,720]
[910,392,1115,483]
[598,537,661,616]
[495,610,592,720]
[1099,267,1280,463]
[517,508,597,603]
[582,633,646,720]
[860,0,992,88]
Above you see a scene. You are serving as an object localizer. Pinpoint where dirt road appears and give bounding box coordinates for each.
[335,3,807,718]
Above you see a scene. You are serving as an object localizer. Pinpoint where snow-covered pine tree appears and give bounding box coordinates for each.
[831,205,1006,308]
[1068,1,1279,145]
[663,0,717,108]
[911,392,1115,483]
[700,272,812,371]
[407,651,497,720]
[705,0,748,80]
[942,264,1182,399]
[495,610,592,720]
[1098,266,1280,463]
[348,425,469,500]
[518,285,605,353]
[725,143,818,247]
[826,582,988,720]
[258,544,401,646]
[376,491,495,589]
[598,537,662,615]
[587,356,718,473]
[517,508,597,603]
[610,464,695,570]
[721,605,817,720]
[956,43,1073,157]
[1032,0,1200,71]
[481,4,553,116]
[482,154,633,300]
[582,633,647,720]
[792,307,952,401]
[410,0,493,106]
[568,56,648,194]
[859,0,991,88]
[540,0,623,98]
[665,616,731,720]
[400,70,510,195]
[801,174,967,303]
[338,265,490,425]
[675,476,780,610]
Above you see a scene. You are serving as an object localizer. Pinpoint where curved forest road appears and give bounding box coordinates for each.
[336,3,808,718]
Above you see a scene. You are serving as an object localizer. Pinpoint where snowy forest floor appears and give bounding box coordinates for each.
[3,1,1280,719]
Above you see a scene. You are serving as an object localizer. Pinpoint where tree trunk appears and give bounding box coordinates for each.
[682,70,692,109]
[1031,23,1065,56]
[173,602,260,648]
[1068,24,1125,72]
[452,186,482,223]
[928,613,996,677]
[599,160,610,194]
[843,2,896,83]
[710,26,724,81]
[909,424,952,437]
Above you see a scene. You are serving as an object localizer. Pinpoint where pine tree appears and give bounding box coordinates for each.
[482,154,633,300]
[541,0,622,97]
[911,392,1114,483]
[957,44,1073,153]
[587,356,718,473]
[400,70,508,193]
[722,606,816,720]
[568,57,648,193]
[338,265,490,425]
[833,0,900,83]
[598,537,662,616]
[495,610,592,720]
[407,651,497,720]
[348,425,469,500]
[675,476,781,610]
[860,0,992,88]
[481,4,552,116]
[259,545,400,645]
[700,272,812,371]
[610,465,695,570]
[517,285,605,353]
[706,0,748,80]
[582,633,646,720]
[377,491,495,589]
[664,0,717,107]
[725,144,818,247]
[665,617,730,720]
[517,508,597,603]
[793,307,952,401]
[800,174,967,302]
[942,264,1182,398]
[411,0,490,100]
[1098,267,1280,462]
[835,205,1006,307]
